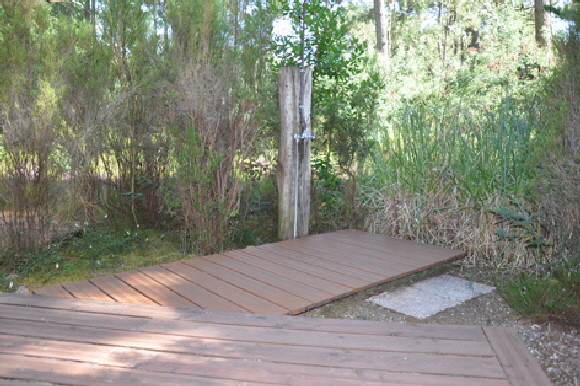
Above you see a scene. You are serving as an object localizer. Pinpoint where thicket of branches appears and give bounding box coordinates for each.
[0,0,274,258]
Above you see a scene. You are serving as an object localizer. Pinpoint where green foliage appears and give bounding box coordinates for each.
[166,124,239,254]
[11,226,134,277]
[272,0,383,169]
[0,274,19,293]
[497,259,580,323]
[368,94,540,201]
[1,225,184,290]
[272,0,363,75]
[312,155,342,211]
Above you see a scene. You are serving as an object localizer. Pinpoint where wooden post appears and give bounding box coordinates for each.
[277,66,312,240]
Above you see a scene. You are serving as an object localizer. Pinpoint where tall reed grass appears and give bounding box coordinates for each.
[360,96,555,267]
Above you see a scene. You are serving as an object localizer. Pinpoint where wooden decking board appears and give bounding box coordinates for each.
[61,280,113,302]
[0,354,280,386]
[164,261,288,314]
[275,239,411,275]
[89,275,158,305]
[33,231,466,314]
[138,265,246,312]
[0,294,549,386]
[321,233,453,264]
[200,255,324,308]
[0,301,489,344]
[294,235,426,271]
[33,284,74,298]
[259,242,388,282]
[236,248,355,296]
[0,308,496,357]
[114,270,200,308]
[333,230,466,261]
[0,354,503,386]
[308,233,449,272]
[250,245,371,290]
[483,326,553,386]
[0,320,505,380]
[0,323,501,372]
[229,249,347,295]
[208,251,332,303]
[182,257,312,313]
[0,295,491,341]
[322,230,448,259]
[252,244,409,293]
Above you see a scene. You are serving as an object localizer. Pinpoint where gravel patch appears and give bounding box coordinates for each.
[300,263,580,386]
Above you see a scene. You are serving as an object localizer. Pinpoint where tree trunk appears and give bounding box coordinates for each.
[373,0,389,67]
[535,0,552,48]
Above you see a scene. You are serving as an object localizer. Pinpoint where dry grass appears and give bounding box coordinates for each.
[360,184,557,268]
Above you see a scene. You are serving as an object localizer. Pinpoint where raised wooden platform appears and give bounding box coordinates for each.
[0,294,551,386]
[34,230,466,315]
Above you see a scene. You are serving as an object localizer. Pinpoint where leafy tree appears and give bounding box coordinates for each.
[272,0,381,170]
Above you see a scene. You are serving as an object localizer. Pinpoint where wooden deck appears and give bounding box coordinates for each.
[34,230,466,315]
[0,293,551,386]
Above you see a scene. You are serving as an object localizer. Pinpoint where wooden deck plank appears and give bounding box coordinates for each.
[0,353,506,386]
[0,310,496,357]
[256,242,385,282]
[229,249,349,295]
[271,241,415,287]
[483,326,552,386]
[0,325,500,372]
[290,235,424,271]
[0,294,547,386]
[138,265,247,312]
[257,243,387,282]
[244,246,369,290]
[0,295,489,341]
[189,257,313,314]
[32,284,74,298]
[208,251,333,304]
[115,270,200,308]
[333,230,466,261]
[0,326,507,386]
[275,238,410,275]
[31,231,465,314]
[319,235,452,265]
[162,261,288,314]
[0,354,280,386]
[89,275,158,305]
[196,255,312,315]
[61,280,113,302]
[0,317,506,378]
[0,333,505,379]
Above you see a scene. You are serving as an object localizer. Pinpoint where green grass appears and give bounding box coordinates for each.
[370,96,539,201]
[495,259,580,324]
[0,226,187,292]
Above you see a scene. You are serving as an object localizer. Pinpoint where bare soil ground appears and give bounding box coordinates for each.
[301,263,580,386]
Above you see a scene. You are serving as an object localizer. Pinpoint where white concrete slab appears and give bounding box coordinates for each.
[367,275,495,319]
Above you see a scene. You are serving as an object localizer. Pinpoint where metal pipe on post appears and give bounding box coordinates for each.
[277,66,313,241]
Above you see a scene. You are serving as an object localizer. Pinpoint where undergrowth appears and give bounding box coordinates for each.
[0,226,185,292]
[495,258,580,325]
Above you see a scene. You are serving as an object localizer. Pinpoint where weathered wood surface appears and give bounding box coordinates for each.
[0,294,551,386]
[34,230,466,315]
[277,66,312,240]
